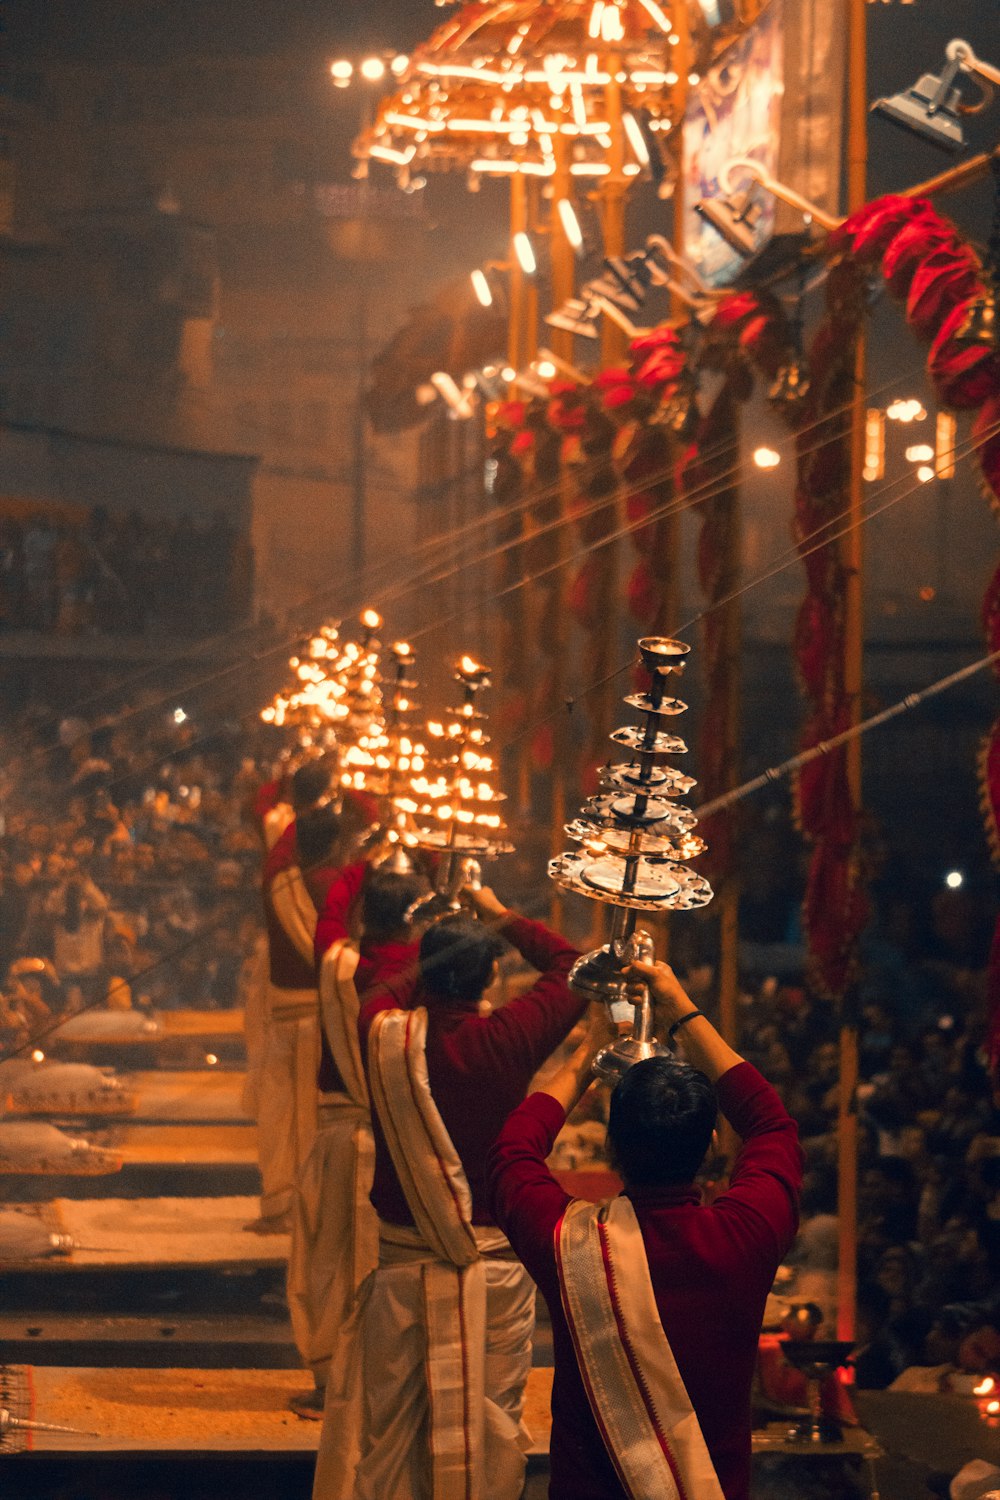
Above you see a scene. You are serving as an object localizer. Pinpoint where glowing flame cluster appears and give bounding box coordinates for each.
[260,622,512,860]
[341,641,430,820]
[400,656,511,855]
[260,612,385,760]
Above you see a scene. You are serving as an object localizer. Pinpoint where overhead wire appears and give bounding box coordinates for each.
[10,355,932,747]
[7,399,989,819]
[46,408,997,809]
[695,646,1000,819]
[5,425,995,1060]
[498,414,1000,750]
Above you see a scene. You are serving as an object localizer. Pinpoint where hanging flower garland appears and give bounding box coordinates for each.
[831,188,1000,1077]
[486,189,999,1039]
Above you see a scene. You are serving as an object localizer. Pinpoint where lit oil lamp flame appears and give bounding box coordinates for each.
[988,1400,1000,1415]
[361,607,382,631]
[975,1377,997,1396]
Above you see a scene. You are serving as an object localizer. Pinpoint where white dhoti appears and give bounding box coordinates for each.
[349,1007,536,1500]
[240,931,270,1120]
[306,942,378,1496]
[288,1094,376,1382]
[255,988,319,1220]
[350,1222,535,1500]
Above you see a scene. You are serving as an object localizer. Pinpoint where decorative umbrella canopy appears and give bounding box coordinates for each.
[356,0,709,184]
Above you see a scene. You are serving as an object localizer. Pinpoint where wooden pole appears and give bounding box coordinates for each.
[837,0,868,1348]
[600,74,627,366]
[508,174,528,384]
[549,139,576,366]
[549,141,575,924]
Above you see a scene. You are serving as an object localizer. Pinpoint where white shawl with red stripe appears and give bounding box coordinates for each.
[367,1006,506,1500]
[556,1195,725,1500]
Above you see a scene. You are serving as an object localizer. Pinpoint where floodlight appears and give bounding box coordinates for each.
[871,57,967,152]
[694,184,764,258]
[872,37,1000,153]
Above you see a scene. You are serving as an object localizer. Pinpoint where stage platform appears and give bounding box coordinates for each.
[10,1364,554,1456]
[3,1070,249,1126]
[1,1122,260,1200]
[5,1195,287,1270]
[49,1011,246,1068]
[1,1366,982,1499]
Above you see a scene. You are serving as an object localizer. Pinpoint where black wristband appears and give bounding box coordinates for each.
[667,1009,704,1042]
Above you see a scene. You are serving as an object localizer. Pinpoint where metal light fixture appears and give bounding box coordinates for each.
[659,370,701,438]
[767,361,810,409]
[549,635,713,1083]
[872,38,1000,153]
[696,155,840,257]
[694,182,764,258]
[951,283,997,350]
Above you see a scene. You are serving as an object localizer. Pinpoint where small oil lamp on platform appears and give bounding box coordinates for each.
[549,635,713,1083]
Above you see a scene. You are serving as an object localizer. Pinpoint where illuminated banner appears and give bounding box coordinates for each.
[684,0,846,286]
[683,0,785,286]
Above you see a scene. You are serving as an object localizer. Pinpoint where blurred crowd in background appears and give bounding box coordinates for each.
[0,701,268,1047]
[0,507,253,637]
[0,697,998,1392]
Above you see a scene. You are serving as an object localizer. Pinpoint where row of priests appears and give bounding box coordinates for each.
[248,753,803,1500]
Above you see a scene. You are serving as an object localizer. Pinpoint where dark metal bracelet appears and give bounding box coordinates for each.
[667,1009,704,1042]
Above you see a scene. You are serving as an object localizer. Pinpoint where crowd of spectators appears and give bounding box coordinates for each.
[0,699,272,1053]
[0,505,253,638]
[726,813,1000,1394]
[1,689,998,1393]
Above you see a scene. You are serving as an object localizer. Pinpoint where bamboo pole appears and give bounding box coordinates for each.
[549,142,575,925]
[508,174,529,384]
[600,74,627,366]
[549,139,576,367]
[837,0,868,1349]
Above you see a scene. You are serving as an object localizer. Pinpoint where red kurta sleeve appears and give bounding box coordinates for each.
[314,860,367,969]
[473,916,585,1076]
[486,1091,570,1281]
[708,1061,803,1266]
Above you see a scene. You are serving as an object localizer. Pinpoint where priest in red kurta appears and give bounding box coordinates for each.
[486,960,803,1500]
[350,885,587,1500]
[313,858,427,1095]
[254,802,347,1229]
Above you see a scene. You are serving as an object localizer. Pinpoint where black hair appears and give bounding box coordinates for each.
[607,1057,717,1187]
[418,917,505,1003]
[291,760,332,812]
[362,869,428,938]
[295,804,341,866]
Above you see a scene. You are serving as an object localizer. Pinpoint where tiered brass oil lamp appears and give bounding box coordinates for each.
[549,636,713,1082]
